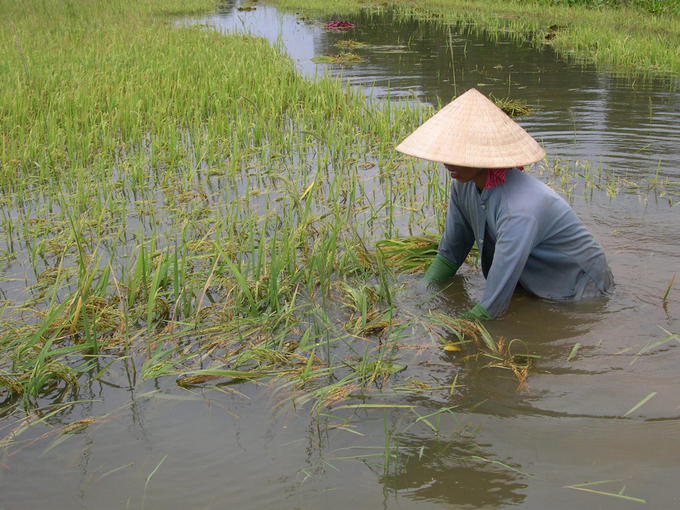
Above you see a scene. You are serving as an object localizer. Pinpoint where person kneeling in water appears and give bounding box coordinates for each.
[396,88,614,320]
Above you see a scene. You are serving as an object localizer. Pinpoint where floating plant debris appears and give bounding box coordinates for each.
[312,52,363,64]
[493,97,535,118]
[237,1,258,11]
[335,39,365,49]
[324,20,355,31]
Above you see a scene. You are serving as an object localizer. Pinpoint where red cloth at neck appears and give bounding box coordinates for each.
[485,167,524,189]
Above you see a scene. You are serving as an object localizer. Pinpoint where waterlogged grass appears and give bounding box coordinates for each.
[377,234,442,275]
[0,0,522,417]
[492,97,535,118]
[270,0,680,75]
[536,154,680,202]
[335,39,367,49]
[312,52,364,64]
[3,0,676,420]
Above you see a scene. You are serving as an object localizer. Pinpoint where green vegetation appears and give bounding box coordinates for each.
[335,39,367,49]
[3,0,676,418]
[0,2,674,505]
[0,0,497,416]
[272,0,680,75]
[311,52,364,64]
[539,0,680,17]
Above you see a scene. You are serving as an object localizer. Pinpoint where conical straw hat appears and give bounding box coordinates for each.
[396,88,545,169]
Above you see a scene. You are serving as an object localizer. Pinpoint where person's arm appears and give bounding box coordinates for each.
[478,214,538,319]
[426,182,475,281]
[423,253,458,281]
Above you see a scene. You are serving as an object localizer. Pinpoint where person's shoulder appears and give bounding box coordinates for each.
[504,168,559,196]
[505,167,540,184]
[496,168,568,215]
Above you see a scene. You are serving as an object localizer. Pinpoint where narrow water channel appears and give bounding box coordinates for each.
[2,2,679,509]
[194,1,680,182]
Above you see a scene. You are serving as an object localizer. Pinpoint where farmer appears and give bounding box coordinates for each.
[396,88,614,320]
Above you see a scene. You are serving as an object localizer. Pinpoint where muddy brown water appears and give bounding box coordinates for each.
[2,2,680,508]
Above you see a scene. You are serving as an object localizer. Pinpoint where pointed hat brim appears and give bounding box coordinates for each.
[395,88,545,169]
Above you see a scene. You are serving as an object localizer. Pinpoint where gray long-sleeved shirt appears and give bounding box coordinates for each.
[438,168,614,318]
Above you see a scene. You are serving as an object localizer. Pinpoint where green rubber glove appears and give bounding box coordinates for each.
[461,302,492,321]
[423,254,458,282]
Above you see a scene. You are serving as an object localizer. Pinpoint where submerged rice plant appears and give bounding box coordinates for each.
[0,0,534,418]
[272,0,680,75]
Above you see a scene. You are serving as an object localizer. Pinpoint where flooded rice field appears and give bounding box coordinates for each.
[2,1,680,508]
[197,1,680,181]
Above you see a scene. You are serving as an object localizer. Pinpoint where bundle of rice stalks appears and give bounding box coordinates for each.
[468,323,540,392]
[493,97,535,118]
[376,234,441,274]
[421,312,538,391]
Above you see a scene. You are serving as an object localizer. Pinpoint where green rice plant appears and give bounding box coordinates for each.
[564,480,646,504]
[663,273,675,301]
[413,312,539,390]
[5,301,88,406]
[343,342,405,387]
[0,0,553,419]
[623,391,657,417]
[41,417,97,456]
[411,406,458,435]
[271,0,680,75]
[145,250,174,340]
[376,234,441,274]
[238,1,259,11]
[339,282,395,336]
[466,323,540,391]
[567,342,581,361]
[492,96,535,118]
[420,311,478,351]
[630,327,679,365]
[141,343,193,381]
[142,454,168,510]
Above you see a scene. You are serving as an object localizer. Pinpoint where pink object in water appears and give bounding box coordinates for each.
[324,20,356,31]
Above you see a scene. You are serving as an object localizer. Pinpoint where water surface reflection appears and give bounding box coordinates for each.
[193,1,680,183]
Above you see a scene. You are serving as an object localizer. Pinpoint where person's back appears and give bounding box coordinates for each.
[442,169,614,318]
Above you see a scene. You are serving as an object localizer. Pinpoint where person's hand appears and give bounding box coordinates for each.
[461,302,492,321]
[423,254,458,282]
